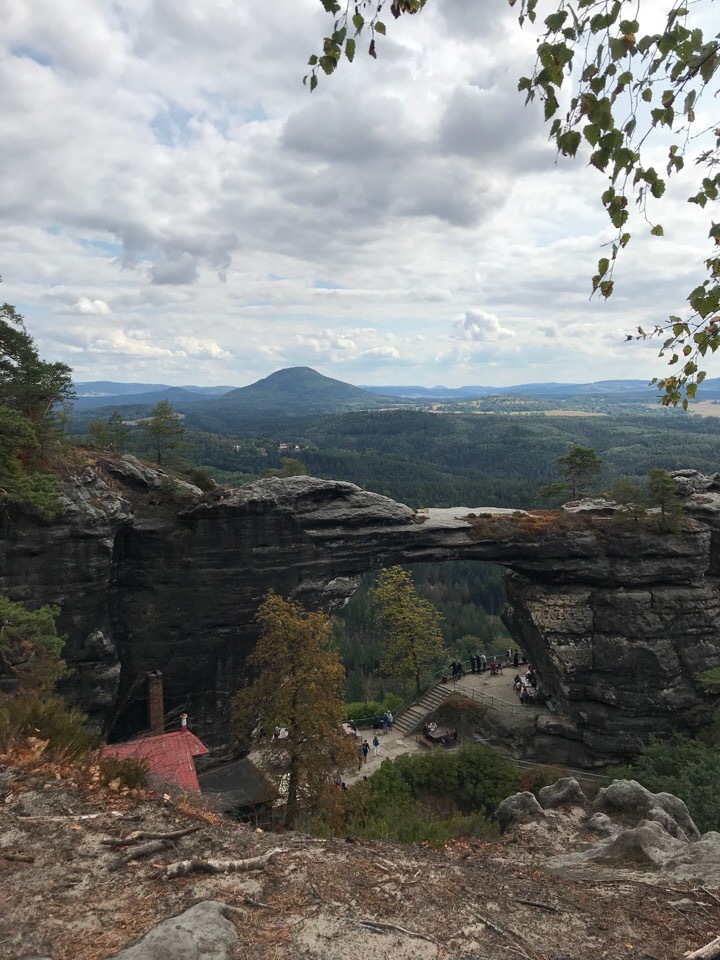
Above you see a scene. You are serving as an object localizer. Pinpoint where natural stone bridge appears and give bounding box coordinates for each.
[2,462,720,765]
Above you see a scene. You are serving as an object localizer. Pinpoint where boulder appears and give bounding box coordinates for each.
[494,792,545,832]
[108,901,239,960]
[538,778,587,810]
[593,780,700,840]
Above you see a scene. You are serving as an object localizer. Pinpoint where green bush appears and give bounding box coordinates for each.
[183,467,217,492]
[98,756,149,790]
[0,690,95,759]
[345,692,402,723]
[611,735,720,833]
[312,742,518,847]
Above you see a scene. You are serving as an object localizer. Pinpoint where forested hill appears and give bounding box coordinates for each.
[199,367,394,422]
[187,407,720,509]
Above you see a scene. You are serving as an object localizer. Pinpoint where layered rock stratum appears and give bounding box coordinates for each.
[2,458,720,763]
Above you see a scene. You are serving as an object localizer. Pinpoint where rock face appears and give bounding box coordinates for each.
[108,901,239,960]
[1,462,720,759]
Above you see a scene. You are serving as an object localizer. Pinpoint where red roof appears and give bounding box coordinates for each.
[101,729,209,793]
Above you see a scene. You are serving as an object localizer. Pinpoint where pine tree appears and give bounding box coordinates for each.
[140,400,186,467]
[648,468,683,533]
[371,566,445,696]
[232,592,356,828]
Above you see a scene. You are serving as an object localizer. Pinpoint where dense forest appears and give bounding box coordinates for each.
[175,408,720,509]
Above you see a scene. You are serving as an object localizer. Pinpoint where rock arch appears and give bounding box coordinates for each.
[3,469,720,764]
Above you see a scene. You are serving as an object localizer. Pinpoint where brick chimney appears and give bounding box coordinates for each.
[147,671,164,736]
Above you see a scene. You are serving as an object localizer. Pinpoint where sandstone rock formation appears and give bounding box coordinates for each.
[1,461,720,761]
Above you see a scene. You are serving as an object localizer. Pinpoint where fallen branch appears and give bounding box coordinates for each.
[358,920,436,944]
[157,847,285,880]
[243,894,274,910]
[516,898,561,914]
[101,826,201,848]
[1,852,35,863]
[110,840,172,871]
[685,937,720,960]
[701,887,720,908]
[18,812,122,822]
[475,914,537,960]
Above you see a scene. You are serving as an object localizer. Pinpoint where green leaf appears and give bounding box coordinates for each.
[545,11,568,31]
[651,224,664,237]
[584,123,600,147]
[352,12,364,32]
[345,37,355,62]
[598,257,610,277]
[375,21,386,36]
[642,88,653,102]
[310,74,318,92]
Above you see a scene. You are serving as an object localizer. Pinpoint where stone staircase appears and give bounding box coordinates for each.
[394,683,453,736]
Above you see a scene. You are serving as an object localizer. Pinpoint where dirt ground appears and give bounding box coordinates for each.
[2,752,719,960]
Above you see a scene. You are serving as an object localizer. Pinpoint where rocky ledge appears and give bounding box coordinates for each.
[1,460,720,762]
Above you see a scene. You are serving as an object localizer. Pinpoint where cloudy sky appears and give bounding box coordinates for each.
[2,0,715,387]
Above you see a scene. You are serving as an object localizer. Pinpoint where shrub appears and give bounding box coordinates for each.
[183,468,217,492]
[98,756,148,790]
[345,693,402,723]
[0,690,95,759]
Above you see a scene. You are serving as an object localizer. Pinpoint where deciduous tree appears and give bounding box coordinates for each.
[371,566,445,696]
[232,592,356,828]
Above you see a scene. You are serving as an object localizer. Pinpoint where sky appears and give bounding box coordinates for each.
[2,0,716,388]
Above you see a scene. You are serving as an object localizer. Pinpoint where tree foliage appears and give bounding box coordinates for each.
[88,408,130,455]
[232,592,356,828]
[371,565,446,695]
[310,1,720,406]
[0,302,72,516]
[140,400,187,467]
[0,595,65,691]
[539,443,603,500]
[0,302,73,427]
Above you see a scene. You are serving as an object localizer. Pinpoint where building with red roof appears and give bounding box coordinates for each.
[102,727,209,793]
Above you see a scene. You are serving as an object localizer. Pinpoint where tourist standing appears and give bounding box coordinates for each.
[372,735,381,757]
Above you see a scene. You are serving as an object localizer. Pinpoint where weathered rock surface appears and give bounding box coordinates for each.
[494,791,545,831]
[538,777,587,810]
[2,464,720,758]
[107,901,239,960]
[593,779,700,840]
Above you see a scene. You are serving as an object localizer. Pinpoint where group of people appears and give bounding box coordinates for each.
[512,667,538,704]
[371,711,394,733]
[356,735,382,770]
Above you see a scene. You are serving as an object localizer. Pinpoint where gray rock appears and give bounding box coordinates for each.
[562,498,621,516]
[662,831,720,886]
[538,778,587,810]
[547,820,686,876]
[584,813,618,837]
[104,456,202,496]
[494,792,545,831]
[108,901,239,960]
[593,780,700,839]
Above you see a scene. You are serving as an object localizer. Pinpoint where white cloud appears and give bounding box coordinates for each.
[175,336,231,358]
[454,309,515,342]
[73,297,111,315]
[0,0,715,388]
